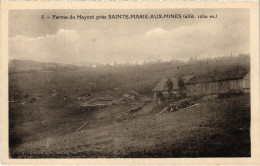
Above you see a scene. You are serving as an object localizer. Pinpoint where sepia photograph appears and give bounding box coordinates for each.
[1,2,259,163]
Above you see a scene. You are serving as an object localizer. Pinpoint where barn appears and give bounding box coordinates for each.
[185,70,250,97]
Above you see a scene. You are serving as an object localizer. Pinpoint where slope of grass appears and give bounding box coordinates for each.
[10,94,250,158]
[8,57,251,158]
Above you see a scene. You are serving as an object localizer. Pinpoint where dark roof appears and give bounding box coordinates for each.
[153,78,178,92]
[186,70,249,85]
[153,75,195,92]
[183,75,195,83]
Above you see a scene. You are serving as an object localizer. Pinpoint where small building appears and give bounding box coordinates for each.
[153,76,194,101]
[185,70,250,97]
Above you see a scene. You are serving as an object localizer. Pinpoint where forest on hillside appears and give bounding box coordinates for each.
[9,54,250,74]
[9,54,250,97]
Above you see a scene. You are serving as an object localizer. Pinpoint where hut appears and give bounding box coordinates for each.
[153,78,177,102]
[185,70,250,96]
[152,76,194,101]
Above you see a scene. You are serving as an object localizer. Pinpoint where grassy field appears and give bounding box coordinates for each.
[9,70,250,158]
[9,56,251,158]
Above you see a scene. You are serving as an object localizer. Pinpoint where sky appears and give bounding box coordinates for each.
[9,9,250,65]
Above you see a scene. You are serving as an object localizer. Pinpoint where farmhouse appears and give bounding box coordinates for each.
[153,76,194,101]
[185,70,250,96]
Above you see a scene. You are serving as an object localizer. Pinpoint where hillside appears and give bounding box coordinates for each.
[9,59,83,73]
[9,54,251,157]
[9,54,250,97]
[10,94,250,158]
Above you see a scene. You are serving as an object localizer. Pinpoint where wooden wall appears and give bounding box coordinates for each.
[243,72,250,93]
[186,79,244,96]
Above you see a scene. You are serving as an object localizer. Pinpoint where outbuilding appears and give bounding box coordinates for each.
[185,70,250,96]
[152,76,194,101]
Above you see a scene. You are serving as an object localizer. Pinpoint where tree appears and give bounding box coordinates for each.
[165,78,174,101]
[177,77,185,98]
[177,77,185,91]
[166,78,173,93]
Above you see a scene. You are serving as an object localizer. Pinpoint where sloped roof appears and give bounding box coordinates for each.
[153,75,195,92]
[243,71,250,79]
[183,75,195,83]
[186,70,249,85]
[153,78,178,92]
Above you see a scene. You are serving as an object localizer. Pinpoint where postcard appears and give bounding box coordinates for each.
[1,1,259,165]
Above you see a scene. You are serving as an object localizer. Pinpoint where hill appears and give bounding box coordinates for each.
[9,54,251,157]
[9,59,84,73]
[10,94,250,157]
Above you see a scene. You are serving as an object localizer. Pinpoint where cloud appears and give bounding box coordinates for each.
[145,28,170,36]
[9,21,249,64]
[9,29,79,63]
[138,22,248,60]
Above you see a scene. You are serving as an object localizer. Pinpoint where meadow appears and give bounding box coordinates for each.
[10,93,250,157]
[9,54,251,157]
